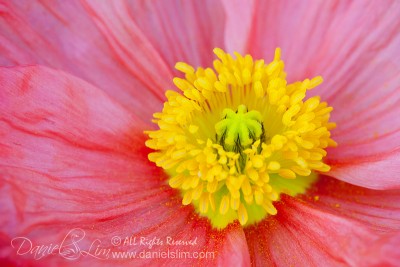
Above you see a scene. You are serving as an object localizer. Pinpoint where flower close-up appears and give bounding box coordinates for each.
[0,0,399,266]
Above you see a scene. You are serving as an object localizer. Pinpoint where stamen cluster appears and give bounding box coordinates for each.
[146,48,336,228]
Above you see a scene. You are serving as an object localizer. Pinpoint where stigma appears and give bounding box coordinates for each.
[146,48,336,228]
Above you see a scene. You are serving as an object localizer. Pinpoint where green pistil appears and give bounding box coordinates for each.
[215,105,263,153]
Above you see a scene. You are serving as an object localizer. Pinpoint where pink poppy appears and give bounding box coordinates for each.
[1,0,399,266]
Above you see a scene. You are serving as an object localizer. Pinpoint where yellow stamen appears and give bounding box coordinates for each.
[146,48,336,228]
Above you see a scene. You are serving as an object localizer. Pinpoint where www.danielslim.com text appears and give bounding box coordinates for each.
[112,249,215,260]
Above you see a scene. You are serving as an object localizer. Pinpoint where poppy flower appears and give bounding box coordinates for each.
[1,1,399,266]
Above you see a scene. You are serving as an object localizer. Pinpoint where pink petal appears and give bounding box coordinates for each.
[327,150,400,189]
[0,66,249,266]
[248,1,400,86]
[247,0,400,188]
[358,233,400,267]
[123,0,226,70]
[216,224,251,266]
[245,194,400,266]
[221,0,255,53]
[0,0,173,120]
[302,175,400,232]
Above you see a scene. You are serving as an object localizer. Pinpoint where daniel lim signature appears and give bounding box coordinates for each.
[10,228,111,260]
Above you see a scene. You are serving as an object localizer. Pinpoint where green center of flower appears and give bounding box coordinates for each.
[215,105,263,153]
[145,48,336,229]
[215,105,264,172]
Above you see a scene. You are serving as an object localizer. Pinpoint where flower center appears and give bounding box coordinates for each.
[216,105,262,151]
[146,48,336,229]
[215,105,263,171]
